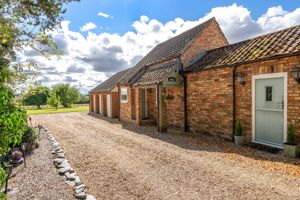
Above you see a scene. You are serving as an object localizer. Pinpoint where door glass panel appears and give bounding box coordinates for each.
[265,86,273,102]
[255,77,284,147]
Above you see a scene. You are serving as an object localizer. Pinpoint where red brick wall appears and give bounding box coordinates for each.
[235,55,300,142]
[187,55,300,142]
[120,86,132,122]
[146,88,157,120]
[181,19,228,67]
[166,86,185,129]
[187,67,233,138]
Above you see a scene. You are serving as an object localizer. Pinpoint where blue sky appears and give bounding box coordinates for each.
[64,0,299,34]
[21,1,300,93]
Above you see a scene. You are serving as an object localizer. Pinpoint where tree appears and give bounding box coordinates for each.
[47,91,61,110]
[23,85,49,109]
[0,1,79,198]
[51,83,80,108]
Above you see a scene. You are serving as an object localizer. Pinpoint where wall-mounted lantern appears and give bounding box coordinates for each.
[236,72,245,86]
[290,66,300,83]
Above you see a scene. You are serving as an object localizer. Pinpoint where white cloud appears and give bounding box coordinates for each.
[20,4,300,94]
[80,22,97,32]
[98,12,112,18]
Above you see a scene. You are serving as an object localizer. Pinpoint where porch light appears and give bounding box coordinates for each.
[236,72,245,86]
[290,66,300,83]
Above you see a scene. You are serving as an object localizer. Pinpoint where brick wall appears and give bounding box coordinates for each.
[119,86,131,121]
[166,86,185,129]
[187,55,300,142]
[235,55,300,142]
[146,88,158,120]
[187,67,233,139]
[181,20,228,67]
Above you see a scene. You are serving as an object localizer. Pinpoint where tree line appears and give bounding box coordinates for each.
[22,83,89,109]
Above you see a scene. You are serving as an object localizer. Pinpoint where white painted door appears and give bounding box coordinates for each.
[99,95,102,114]
[107,94,111,117]
[252,73,287,148]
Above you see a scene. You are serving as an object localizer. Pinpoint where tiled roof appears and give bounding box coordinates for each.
[134,61,179,86]
[120,18,216,84]
[187,25,300,72]
[90,68,130,93]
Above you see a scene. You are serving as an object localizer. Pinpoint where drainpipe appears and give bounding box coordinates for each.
[232,66,236,142]
[183,74,188,132]
[179,61,188,132]
[156,84,160,132]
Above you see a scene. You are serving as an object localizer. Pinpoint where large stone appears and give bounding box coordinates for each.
[57,161,70,169]
[75,176,82,186]
[86,195,96,200]
[65,180,76,186]
[56,153,65,159]
[54,158,65,165]
[58,167,71,175]
[74,192,87,199]
[74,184,86,191]
[65,172,76,181]
[74,186,85,194]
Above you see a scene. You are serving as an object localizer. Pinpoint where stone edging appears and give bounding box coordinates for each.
[44,127,96,200]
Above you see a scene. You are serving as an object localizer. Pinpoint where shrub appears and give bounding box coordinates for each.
[235,120,243,136]
[21,126,38,151]
[287,124,297,145]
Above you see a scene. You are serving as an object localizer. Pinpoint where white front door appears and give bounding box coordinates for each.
[99,95,102,114]
[252,73,287,148]
[107,94,111,117]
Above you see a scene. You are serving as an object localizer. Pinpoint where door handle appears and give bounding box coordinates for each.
[282,100,284,110]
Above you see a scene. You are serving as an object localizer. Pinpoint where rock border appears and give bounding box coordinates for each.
[45,126,96,200]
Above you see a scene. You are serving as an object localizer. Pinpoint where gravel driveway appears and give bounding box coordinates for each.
[32,112,300,200]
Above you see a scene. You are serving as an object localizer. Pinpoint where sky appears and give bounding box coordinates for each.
[20,0,300,94]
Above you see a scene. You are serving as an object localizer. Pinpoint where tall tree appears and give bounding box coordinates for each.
[51,83,80,108]
[0,1,79,198]
[23,85,49,109]
[47,90,61,110]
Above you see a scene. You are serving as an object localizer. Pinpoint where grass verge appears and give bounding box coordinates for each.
[27,105,89,115]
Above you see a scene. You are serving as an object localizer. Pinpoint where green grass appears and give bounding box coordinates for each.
[26,105,89,115]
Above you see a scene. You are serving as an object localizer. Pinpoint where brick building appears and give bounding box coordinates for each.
[90,18,300,148]
[118,18,228,130]
[89,68,129,118]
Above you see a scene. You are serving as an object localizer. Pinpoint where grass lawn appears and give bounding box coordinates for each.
[27,105,89,115]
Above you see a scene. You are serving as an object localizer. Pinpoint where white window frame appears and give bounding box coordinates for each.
[120,87,128,103]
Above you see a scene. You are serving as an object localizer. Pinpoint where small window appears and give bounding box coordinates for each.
[265,86,273,102]
[120,87,128,103]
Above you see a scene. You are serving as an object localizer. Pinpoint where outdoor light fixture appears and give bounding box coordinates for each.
[290,66,300,83]
[236,72,245,86]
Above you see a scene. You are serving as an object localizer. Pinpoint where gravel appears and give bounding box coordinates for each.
[7,128,75,200]
[32,112,300,200]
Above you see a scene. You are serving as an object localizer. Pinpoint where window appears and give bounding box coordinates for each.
[120,87,128,103]
[265,86,273,102]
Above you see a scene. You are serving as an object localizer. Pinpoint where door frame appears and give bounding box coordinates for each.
[252,72,288,148]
